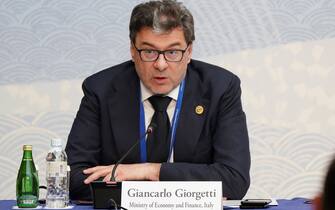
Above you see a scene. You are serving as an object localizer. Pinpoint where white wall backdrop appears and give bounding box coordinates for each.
[1,0,335,200]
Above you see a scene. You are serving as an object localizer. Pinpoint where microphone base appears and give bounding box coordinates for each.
[90,181,122,209]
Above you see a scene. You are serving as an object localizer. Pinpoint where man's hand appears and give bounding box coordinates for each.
[83,163,162,184]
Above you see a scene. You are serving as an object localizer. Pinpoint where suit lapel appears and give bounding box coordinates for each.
[108,68,141,163]
[174,67,210,161]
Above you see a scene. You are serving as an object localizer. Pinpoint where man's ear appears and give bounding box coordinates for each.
[186,43,193,64]
[130,42,135,61]
[312,194,323,210]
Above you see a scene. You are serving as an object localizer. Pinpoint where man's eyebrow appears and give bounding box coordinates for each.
[139,41,182,49]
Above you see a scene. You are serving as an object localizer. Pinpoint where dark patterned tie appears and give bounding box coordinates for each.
[147,95,172,162]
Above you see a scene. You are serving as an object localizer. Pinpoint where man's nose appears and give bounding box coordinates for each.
[154,54,168,71]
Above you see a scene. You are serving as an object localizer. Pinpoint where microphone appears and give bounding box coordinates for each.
[90,123,156,209]
[110,123,156,181]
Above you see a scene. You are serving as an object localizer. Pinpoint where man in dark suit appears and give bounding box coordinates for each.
[65,0,250,201]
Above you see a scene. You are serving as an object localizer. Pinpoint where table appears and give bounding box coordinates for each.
[0,198,312,210]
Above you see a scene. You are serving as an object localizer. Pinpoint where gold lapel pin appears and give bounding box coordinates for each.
[195,105,204,115]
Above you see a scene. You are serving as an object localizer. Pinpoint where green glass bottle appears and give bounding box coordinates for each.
[16,145,39,208]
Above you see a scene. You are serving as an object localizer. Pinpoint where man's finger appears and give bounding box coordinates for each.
[102,174,112,182]
[84,172,102,184]
[83,165,109,174]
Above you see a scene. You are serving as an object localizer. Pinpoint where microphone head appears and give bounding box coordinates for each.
[147,123,157,133]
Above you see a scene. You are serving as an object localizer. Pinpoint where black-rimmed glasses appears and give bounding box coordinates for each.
[133,43,189,62]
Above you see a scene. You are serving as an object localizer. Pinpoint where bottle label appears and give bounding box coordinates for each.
[17,195,38,208]
[46,162,67,177]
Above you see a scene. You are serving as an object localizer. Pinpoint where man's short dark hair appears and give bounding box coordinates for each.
[323,156,335,210]
[129,0,195,45]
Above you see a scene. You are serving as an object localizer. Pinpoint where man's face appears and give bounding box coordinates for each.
[131,27,192,95]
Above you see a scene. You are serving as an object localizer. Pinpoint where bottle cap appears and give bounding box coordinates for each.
[51,138,63,147]
[23,145,32,150]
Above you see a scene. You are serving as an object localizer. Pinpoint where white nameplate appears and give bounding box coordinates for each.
[121,181,222,210]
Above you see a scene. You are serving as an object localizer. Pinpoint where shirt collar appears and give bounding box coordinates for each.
[140,81,179,102]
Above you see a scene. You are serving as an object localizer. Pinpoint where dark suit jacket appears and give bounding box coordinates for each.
[65,59,250,200]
